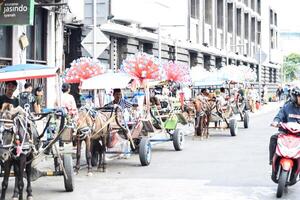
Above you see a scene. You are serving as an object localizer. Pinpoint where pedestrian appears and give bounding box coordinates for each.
[262,84,268,104]
[60,83,78,117]
[34,86,44,113]
[247,85,258,112]
[18,82,37,112]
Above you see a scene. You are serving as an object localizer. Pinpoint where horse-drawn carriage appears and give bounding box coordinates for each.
[192,80,250,137]
[0,64,75,200]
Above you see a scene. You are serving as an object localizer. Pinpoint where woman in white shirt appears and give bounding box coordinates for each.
[60,83,78,117]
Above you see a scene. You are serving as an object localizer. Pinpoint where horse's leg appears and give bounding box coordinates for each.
[101,137,107,172]
[1,161,12,200]
[25,156,33,200]
[12,160,20,200]
[18,155,27,200]
[85,136,92,176]
[199,115,204,140]
[75,138,82,174]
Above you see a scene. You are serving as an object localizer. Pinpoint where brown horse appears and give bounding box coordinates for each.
[73,106,111,175]
[0,103,38,200]
[193,96,215,139]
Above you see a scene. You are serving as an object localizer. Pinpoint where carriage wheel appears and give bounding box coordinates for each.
[173,129,184,151]
[139,138,151,166]
[243,112,249,129]
[63,154,74,192]
[229,118,238,136]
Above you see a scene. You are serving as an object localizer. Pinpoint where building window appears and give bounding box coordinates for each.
[227,3,233,33]
[205,0,212,24]
[168,45,176,61]
[244,13,249,39]
[251,17,255,42]
[0,27,12,62]
[270,29,274,49]
[257,21,261,45]
[270,9,273,25]
[203,54,211,70]
[190,52,198,67]
[236,8,242,36]
[26,7,47,63]
[143,43,153,55]
[274,13,277,26]
[191,0,200,19]
[217,0,223,29]
[257,0,261,14]
[269,68,272,83]
[215,57,222,69]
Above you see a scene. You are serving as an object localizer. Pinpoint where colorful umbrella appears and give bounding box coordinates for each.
[64,57,104,83]
[163,61,191,84]
[121,52,161,85]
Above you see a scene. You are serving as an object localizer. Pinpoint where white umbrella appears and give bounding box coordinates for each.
[81,72,133,89]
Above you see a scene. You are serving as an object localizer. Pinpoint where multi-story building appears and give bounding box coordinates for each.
[0,0,84,106]
[0,0,282,106]
[81,0,281,87]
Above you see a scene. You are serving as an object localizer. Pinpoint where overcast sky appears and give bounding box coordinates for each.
[273,0,300,31]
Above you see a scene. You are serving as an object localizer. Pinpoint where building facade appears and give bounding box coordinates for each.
[0,0,84,107]
[82,0,281,87]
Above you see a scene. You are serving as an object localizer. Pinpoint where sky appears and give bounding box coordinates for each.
[273,0,300,31]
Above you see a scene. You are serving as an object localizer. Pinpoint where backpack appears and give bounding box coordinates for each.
[19,92,35,111]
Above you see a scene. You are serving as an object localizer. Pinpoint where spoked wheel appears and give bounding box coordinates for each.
[173,129,184,151]
[277,169,289,198]
[139,138,151,166]
[63,154,74,192]
[229,118,238,136]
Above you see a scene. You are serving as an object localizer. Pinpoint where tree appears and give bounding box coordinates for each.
[283,53,300,82]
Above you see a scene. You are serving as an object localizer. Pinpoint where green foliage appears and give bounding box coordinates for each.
[283,53,300,81]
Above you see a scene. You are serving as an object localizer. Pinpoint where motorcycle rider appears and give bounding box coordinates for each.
[269,86,300,165]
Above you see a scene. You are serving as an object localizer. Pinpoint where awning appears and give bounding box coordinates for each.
[100,23,135,38]
[0,64,58,82]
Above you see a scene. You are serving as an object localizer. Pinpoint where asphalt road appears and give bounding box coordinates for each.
[3,102,298,200]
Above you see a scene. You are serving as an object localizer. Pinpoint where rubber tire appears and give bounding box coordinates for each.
[229,118,238,136]
[63,154,74,192]
[139,138,151,166]
[243,112,249,129]
[276,170,288,198]
[173,129,184,151]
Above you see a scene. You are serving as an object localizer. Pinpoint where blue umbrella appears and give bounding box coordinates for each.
[0,64,58,82]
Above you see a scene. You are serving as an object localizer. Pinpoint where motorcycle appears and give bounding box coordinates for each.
[271,122,300,198]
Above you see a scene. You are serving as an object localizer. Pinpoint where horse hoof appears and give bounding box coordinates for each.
[87,172,93,176]
[12,198,18,200]
[27,196,33,200]
[74,171,79,175]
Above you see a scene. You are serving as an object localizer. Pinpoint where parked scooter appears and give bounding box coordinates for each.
[271,122,300,198]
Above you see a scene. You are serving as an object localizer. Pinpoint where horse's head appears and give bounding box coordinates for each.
[0,106,16,162]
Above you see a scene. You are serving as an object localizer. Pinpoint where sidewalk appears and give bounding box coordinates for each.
[249,101,284,117]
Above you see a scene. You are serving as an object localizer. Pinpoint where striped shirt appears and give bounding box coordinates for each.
[106,98,132,110]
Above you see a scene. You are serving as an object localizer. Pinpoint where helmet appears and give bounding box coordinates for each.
[291,86,300,103]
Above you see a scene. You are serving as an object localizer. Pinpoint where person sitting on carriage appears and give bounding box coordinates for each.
[0,80,19,110]
[106,88,132,110]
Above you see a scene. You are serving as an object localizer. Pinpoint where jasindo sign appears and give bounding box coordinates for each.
[0,0,34,25]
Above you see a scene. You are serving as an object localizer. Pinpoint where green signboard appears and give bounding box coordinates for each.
[0,0,34,25]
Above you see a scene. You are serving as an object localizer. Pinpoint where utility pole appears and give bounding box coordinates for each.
[93,0,97,60]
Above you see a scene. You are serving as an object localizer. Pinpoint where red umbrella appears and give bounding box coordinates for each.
[121,52,161,85]
[64,57,104,83]
[163,61,191,84]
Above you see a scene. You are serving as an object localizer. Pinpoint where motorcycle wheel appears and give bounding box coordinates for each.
[276,169,288,198]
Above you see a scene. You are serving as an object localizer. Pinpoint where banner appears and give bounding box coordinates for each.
[0,0,34,25]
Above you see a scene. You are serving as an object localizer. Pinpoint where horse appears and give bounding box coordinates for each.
[192,95,215,139]
[0,103,39,200]
[73,105,111,175]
